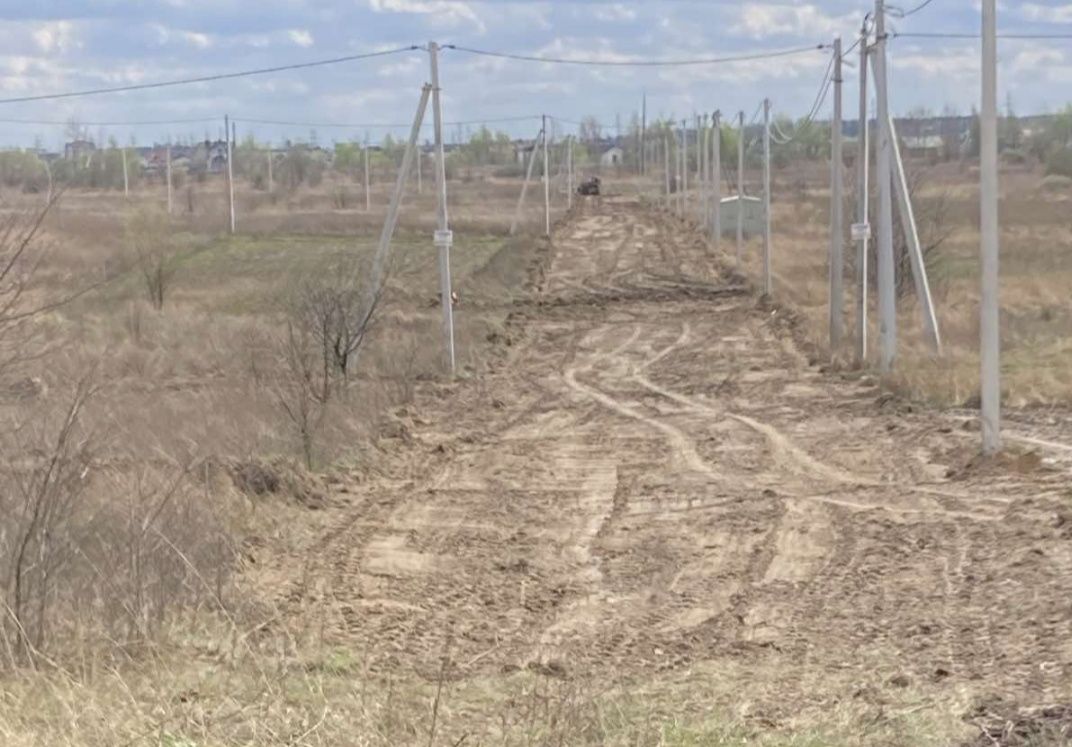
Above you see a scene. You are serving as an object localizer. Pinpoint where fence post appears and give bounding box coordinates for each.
[855,23,871,367]
[830,37,845,351]
[429,41,456,375]
[980,0,1001,453]
[763,98,772,296]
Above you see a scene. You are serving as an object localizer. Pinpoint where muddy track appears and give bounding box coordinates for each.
[253,197,1072,711]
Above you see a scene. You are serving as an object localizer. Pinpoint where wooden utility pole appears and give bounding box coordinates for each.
[829,37,845,350]
[429,42,456,374]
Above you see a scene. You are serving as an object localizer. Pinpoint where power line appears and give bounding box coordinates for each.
[0,116,218,127]
[888,0,936,18]
[892,31,1072,39]
[235,114,541,129]
[443,43,830,67]
[0,46,422,105]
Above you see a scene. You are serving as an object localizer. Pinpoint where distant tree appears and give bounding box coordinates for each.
[579,116,602,143]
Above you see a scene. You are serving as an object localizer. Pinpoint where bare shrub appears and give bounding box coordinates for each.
[270,319,333,469]
[125,207,178,310]
[0,204,52,379]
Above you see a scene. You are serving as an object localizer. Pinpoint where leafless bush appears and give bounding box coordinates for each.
[0,378,96,663]
[125,207,178,310]
[270,319,334,469]
[0,203,52,380]
[291,269,379,381]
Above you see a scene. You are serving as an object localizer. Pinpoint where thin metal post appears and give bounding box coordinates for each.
[856,25,871,366]
[166,142,173,215]
[511,128,542,236]
[542,113,551,237]
[712,111,721,248]
[225,114,235,234]
[830,37,845,350]
[980,0,1001,453]
[368,85,431,305]
[888,111,942,352]
[737,110,745,266]
[429,41,456,374]
[874,0,897,373]
[763,98,772,296]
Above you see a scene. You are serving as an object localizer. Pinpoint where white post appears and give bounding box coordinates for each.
[737,110,745,266]
[856,25,871,367]
[874,0,897,373]
[225,115,236,234]
[830,37,845,350]
[681,119,688,217]
[696,114,704,222]
[166,142,173,215]
[700,114,709,228]
[364,145,371,212]
[980,0,1001,453]
[368,85,431,306]
[763,98,772,296]
[888,111,942,352]
[511,128,542,236]
[542,114,551,237]
[712,111,721,248]
[122,147,129,199]
[429,42,456,375]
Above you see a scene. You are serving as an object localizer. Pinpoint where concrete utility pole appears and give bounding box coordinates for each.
[980,0,1001,453]
[166,142,173,215]
[664,133,671,206]
[712,111,721,249]
[829,37,845,351]
[567,135,574,210]
[874,0,897,373]
[511,128,542,236]
[699,114,708,227]
[364,145,370,212]
[763,98,772,296]
[369,85,431,313]
[737,110,745,266]
[542,113,551,237]
[681,119,688,217]
[855,23,871,366]
[225,115,236,234]
[696,114,704,222]
[429,41,456,374]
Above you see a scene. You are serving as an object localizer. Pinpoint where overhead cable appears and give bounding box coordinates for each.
[443,43,830,67]
[0,46,422,105]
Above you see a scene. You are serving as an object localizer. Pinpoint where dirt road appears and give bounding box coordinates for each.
[260,198,1071,727]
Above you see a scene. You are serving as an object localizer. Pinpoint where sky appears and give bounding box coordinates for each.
[0,0,1068,149]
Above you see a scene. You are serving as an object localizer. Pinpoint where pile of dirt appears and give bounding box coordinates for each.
[964,699,1072,745]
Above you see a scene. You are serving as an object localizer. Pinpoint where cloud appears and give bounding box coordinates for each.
[1019,3,1072,23]
[32,21,77,53]
[367,0,486,34]
[288,29,314,47]
[730,4,853,40]
[592,4,637,23]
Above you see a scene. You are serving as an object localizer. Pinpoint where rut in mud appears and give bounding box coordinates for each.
[252,197,1072,713]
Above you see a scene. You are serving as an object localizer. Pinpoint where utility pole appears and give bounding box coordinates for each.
[122,147,129,199]
[855,22,871,367]
[416,147,423,194]
[267,148,274,194]
[829,37,845,351]
[874,0,897,373]
[763,98,772,296]
[364,145,371,212]
[542,113,551,237]
[980,0,1001,453]
[712,111,721,248]
[701,114,710,230]
[567,135,574,210]
[641,93,647,176]
[429,41,456,374]
[225,114,235,234]
[737,110,745,266]
[681,119,688,217]
[664,133,671,207]
[698,114,706,225]
[166,141,173,215]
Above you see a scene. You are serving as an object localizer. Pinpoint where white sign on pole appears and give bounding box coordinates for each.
[850,223,871,241]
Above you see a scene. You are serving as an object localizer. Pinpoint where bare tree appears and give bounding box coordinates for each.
[126,207,178,311]
[271,319,333,469]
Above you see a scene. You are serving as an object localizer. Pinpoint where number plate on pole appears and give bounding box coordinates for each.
[850,222,871,241]
[434,230,453,246]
